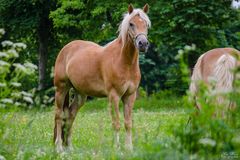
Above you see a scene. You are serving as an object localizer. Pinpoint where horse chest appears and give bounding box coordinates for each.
[115,71,140,95]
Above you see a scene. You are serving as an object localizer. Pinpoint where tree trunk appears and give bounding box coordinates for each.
[38,18,50,90]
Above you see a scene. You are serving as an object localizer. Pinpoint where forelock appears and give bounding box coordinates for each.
[118,9,151,45]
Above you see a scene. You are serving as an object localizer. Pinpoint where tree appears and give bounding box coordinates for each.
[50,0,240,94]
[148,0,240,93]
[0,0,56,90]
[1,0,239,94]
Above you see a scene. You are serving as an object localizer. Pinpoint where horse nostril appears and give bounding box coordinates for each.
[138,41,143,46]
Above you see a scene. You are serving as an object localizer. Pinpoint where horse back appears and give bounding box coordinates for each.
[201,48,239,83]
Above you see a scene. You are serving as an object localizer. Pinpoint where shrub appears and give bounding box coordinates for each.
[172,46,240,159]
[0,29,37,109]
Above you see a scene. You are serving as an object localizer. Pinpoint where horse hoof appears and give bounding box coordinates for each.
[56,145,64,153]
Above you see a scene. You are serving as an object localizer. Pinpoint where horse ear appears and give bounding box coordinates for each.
[128,4,134,14]
[143,4,149,13]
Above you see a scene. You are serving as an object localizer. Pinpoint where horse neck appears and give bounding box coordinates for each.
[119,36,139,66]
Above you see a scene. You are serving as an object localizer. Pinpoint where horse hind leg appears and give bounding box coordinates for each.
[62,89,87,149]
[61,92,70,146]
[54,85,69,152]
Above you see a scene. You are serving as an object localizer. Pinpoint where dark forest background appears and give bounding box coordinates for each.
[1,0,239,95]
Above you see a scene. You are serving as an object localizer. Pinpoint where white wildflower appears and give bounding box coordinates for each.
[1,40,13,47]
[191,44,196,50]
[184,45,191,51]
[10,82,22,87]
[24,62,38,70]
[13,63,27,72]
[21,91,33,97]
[101,23,106,29]
[0,28,5,35]
[0,83,6,87]
[0,60,10,67]
[11,92,22,98]
[0,154,6,160]
[13,42,27,49]
[15,102,21,106]
[175,49,184,60]
[48,97,54,103]
[232,0,240,9]
[23,96,33,104]
[7,49,19,58]
[199,138,216,147]
[1,98,14,104]
[0,52,9,58]
[178,49,184,55]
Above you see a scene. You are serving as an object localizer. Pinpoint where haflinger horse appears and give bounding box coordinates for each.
[190,48,240,111]
[53,4,151,152]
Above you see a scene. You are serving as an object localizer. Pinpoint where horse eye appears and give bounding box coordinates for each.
[129,23,134,28]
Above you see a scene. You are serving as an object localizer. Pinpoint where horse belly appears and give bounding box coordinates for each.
[66,49,107,97]
[71,76,107,97]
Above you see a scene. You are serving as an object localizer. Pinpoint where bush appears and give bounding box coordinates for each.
[171,46,240,159]
[0,29,37,109]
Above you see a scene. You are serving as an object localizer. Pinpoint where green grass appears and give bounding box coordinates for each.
[0,97,187,159]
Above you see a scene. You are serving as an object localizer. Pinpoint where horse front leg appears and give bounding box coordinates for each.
[108,90,120,149]
[122,92,136,151]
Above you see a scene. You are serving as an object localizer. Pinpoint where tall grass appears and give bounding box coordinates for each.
[0,96,186,160]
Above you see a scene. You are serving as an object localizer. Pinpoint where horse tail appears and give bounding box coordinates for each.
[213,54,236,94]
[189,54,204,96]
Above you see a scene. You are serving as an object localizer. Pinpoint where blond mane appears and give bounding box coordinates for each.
[118,9,151,45]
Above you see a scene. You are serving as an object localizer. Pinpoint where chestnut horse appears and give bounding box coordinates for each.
[190,48,240,110]
[53,4,151,152]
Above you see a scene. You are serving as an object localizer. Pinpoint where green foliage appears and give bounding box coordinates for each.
[138,87,147,98]
[173,88,240,159]
[171,44,240,159]
[49,0,129,43]
[149,0,240,93]
[0,0,57,90]
[171,44,196,93]
[0,29,37,108]
[2,0,240,93]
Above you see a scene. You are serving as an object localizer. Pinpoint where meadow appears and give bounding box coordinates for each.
[0,96,187,160]
[1,1,240,160]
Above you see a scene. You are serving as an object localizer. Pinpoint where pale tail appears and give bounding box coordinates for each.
[213,54,236,94]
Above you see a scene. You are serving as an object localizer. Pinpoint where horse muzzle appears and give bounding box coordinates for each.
[135,34,149,53]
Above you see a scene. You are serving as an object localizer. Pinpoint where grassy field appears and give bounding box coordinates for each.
[0,96,187,160]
